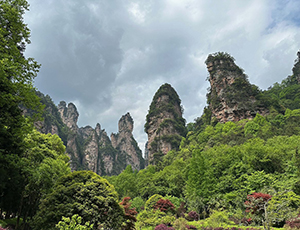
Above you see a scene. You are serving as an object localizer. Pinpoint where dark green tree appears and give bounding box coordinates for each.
[0,0,42,219]
[33,171,125,230]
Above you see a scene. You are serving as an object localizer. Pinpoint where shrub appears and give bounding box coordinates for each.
[173,217,188,230]
[145,194,164,211]
[187,211,200,221]
[285,214,300,229]
[56,214,93,230]
[136,210,167,229]
[204,210,235,228]
[131,196,145,213]
[154,199,175,214]
[119,197,137,230]
[155,224,169,230]
[245,192,272,215]
[176,202,186,218]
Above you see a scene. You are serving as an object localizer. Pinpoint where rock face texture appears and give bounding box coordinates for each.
[34,93,144,176]
[111,113,145,171]
[292,51,300,84]
[110,113,145,170]
[145,83,186,165]
[205,52,268,123]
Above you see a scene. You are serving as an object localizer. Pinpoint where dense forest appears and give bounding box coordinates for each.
[1,0,300,230]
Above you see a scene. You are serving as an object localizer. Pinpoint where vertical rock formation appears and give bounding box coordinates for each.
[57,101,82,171]
[292,51,300,84]
[58,101,78,132]
[55,101,144,175]
[205,52,267,123]
[145,83,186,165]
[111,113,145,171]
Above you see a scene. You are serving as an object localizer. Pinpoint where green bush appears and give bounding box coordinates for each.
[145,194,164,211]
[203,210,235,228]
[136,210,167,229]
[56,214,93,230]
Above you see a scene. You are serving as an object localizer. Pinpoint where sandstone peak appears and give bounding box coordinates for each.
[58,101,79,131]
[118,112,133,133]
[111,113,144,171]
[145,83,186,165]
[205,52,267,123]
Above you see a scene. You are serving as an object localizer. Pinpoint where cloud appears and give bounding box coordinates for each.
[25,0,300,150]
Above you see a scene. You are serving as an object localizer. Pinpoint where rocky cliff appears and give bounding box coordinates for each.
[144,83,186,165]
[34,93,144,175]
[205,52,268,123]
[111,113,145,171]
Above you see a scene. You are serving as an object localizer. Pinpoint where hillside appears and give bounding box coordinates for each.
[106,51,300,229]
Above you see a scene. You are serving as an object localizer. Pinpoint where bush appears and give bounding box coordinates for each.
[155,224,169,230]
[154,199,175,214]
[285,214,300,229]
[136,210,166,229]
[131,196,145,213]
[56,214,93,230]
[204,210,235,228]
[187,211,200,221]
[145,194,164,211]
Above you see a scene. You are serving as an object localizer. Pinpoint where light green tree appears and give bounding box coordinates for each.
[56,214,93,230]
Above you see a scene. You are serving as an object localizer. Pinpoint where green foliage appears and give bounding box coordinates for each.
[56,214,93,230]
[131,196,145,213]
[33,171,125,230]
[267,191,300,227]
[107,165,138,198]
[205,52,244,75]
[203,210,235,228]
[0,0,43,219]
[17,129,70,227]
[136,210,175,229]
[145,194,164,211]
[172,217,188,230]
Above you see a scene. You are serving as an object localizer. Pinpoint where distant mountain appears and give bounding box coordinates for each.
[32,94,144,176]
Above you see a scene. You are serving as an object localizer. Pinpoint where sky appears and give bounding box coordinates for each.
[24,0,300,152]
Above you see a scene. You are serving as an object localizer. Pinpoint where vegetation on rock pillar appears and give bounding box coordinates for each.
[205,52,267,123]
[145,83,186,165]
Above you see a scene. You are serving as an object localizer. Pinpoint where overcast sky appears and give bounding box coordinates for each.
[24,0,300,152]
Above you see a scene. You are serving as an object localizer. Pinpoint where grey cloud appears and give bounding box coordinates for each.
[25,0,300,148]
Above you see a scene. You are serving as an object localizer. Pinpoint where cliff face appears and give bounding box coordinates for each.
[35,96,144,176]
[205,52,268,123]
[145,83,186,165]
[111,113,145,171]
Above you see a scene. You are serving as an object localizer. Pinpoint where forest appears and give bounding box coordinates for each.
[1,0,300,230]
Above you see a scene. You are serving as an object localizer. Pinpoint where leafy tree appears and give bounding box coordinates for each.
[107,165,138,198]
[33,171,125,230]
[0,0,42,218]
[119,197,137,230]
[130,196,145,213]
[266,191,300,227]
[56,214,93,230]
[153,199,175,214]
[17,129,70,229]
[245,192,272,229]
